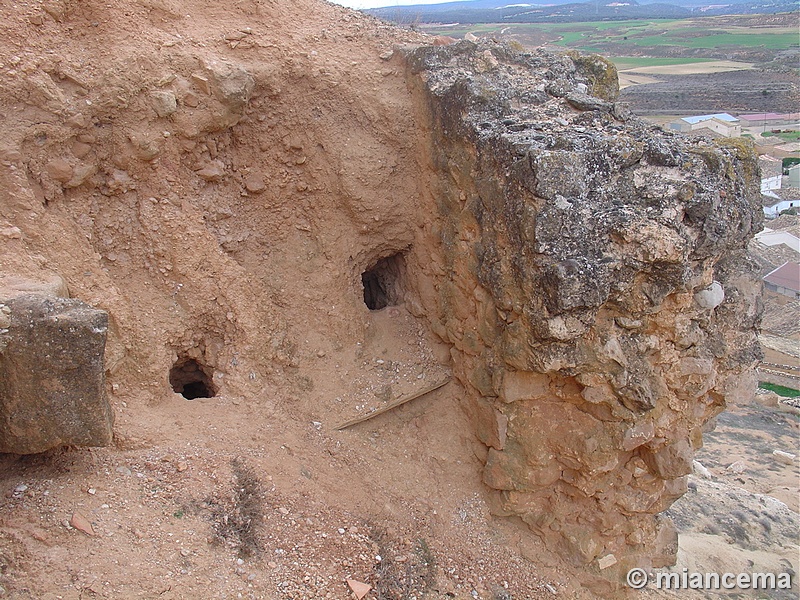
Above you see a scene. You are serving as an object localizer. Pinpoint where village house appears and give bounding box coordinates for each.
[763,190,800,219]
[763,261,800,299]
[669,113,741,137]
[789,163,800,188]
[761,162,800,219]
[754,227,800,253]
[739,112,800,132]
[759,156,783,194]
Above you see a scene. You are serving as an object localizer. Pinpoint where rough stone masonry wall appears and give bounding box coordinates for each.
[405,42,763,578]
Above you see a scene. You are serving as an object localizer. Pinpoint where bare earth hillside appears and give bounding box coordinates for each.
[0,1,794,599]
[0,2,586,598]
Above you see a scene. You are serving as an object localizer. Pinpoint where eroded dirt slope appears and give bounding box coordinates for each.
[0,0,582,598]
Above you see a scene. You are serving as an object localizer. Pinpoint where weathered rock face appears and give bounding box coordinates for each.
[0,294,114,454]
[406,42,762,576]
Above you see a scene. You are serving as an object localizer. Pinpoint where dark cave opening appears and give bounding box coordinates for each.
[169,357,217,400]
[362,252,406,310]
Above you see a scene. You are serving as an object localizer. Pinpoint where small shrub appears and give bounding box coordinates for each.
[204,458,264,558]
[370,526,437,600]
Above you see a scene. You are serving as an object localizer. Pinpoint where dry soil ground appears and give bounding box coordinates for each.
[0,309,586,600]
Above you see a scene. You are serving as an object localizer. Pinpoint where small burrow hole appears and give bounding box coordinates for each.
[362,252,406,311]
[169,357,217,400]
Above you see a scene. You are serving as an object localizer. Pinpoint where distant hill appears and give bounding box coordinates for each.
[367,0,798,23]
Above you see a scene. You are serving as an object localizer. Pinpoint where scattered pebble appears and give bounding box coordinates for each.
[69,511,95,536]
[773,450,796,465]
[726,460,746,474]
[692,460,712,479]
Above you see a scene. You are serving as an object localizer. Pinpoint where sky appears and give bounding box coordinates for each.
[330,0,461,8]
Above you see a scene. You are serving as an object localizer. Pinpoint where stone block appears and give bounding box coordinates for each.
[150,90,177,117]
[0,294,113,454]
[472,397,507,450]
[641,439,694,479]
[501,370,550,403]
[0,274,69,299]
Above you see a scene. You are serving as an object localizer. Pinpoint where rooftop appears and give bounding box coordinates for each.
[755,229,800,253]
[759,156,783,178]
[764,261,800,292]
[681,113,739,125]
[685,126,726,140]
[765,187,800,203]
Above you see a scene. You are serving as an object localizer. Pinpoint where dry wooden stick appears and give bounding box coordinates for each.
[335,377,451,430]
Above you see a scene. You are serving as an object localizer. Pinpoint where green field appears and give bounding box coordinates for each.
[761,131,800,140]
[632,31,798,50]
[759,382,800,398]
[423,17,800,57]
[609,56,716,69]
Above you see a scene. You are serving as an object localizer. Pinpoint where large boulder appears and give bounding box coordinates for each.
[406,41,763,577]
[0,294,114,454]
